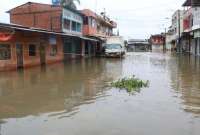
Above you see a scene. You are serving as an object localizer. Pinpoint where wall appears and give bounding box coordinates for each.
[9,2,62,32]
[171,10,184,39]
[46,36,64,64]
[62,8,83,35]
[192,7,200,30]
[0,42,17,71]
[0,30,64,71]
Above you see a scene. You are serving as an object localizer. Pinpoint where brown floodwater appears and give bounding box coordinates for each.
[0,52,200,135]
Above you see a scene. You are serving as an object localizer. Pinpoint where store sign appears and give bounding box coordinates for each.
[63,9,83,23]
[0,28,14,41]
[52,0,60,5]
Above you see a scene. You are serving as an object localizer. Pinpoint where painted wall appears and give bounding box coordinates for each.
[192,7,200,30]
[0,30,64,71]
[62,8,83,35]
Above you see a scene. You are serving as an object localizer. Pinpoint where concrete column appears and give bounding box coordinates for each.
[81,39,85,57]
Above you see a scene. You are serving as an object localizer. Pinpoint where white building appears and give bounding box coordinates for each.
[168,10,184,52]
[191,7,200,56]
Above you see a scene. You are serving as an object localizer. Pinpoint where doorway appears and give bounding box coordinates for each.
[16,44,23,68]
[39,44,46,65]
[195,38,198,55]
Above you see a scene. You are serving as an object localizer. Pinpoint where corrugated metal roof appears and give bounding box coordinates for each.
[0,22,98,42]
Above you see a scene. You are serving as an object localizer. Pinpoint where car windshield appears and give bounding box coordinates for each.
[105,44,121,49]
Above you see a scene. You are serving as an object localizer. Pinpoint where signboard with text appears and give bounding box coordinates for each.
[63,9,83,23]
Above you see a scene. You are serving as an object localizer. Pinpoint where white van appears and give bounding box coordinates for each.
[103,36,126,57]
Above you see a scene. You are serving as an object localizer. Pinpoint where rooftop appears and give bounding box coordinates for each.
[182,0,200,6]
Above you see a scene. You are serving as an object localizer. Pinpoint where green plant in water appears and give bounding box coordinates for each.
[111,76,149,93]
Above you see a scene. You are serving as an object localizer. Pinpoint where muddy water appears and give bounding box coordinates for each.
[0,52,200,135]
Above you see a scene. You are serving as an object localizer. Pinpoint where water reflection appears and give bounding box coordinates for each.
[0,58,123,120]
[0,53,200,135]
[169,54,200,115]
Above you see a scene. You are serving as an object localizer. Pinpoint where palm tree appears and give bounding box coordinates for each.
[60,0,80,9]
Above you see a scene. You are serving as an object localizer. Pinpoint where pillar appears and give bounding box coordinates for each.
[81,39,85,57]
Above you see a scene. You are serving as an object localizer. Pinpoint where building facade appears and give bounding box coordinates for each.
[81,9,117,38]
[150,34,165,51]
[0,23,64,71]
[81,9,117,55]
[0,1,116,71]
[182,0,200,56]
[127,39,150,52]
[166,10,184,52]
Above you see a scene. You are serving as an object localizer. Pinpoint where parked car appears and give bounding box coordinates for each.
[103,36,126,57]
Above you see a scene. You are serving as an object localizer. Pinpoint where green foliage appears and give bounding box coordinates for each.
[111,76,149,93]
[60,0,80,9]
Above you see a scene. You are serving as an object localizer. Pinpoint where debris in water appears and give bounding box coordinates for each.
[111,76,149,93]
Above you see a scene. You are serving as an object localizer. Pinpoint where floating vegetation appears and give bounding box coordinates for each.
[111,76,149,93]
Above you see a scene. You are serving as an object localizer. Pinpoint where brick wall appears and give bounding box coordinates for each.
[9,2,62,32]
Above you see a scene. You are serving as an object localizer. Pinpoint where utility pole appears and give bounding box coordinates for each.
[164,27,167,52]
[178,10,181,53]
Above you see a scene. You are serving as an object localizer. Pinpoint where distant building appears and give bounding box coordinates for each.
[150,34,165,51]
[127,39,150,52]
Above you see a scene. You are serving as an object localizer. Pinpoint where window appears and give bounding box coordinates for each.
[72,21,77,31]
[29,44,36,56]
[50,45,57,56]
[77,23,81,32]
[91,18,96,28]
[0,44,11,60]
[64,19,71,30]
[88,17,92,26]
[83,17,88,25]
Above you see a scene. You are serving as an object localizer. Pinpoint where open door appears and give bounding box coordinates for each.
[39,44,46,65]
[16,44,24,68]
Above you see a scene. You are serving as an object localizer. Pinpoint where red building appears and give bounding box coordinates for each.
[0,2,101,71]
[150,34,165,51]
[81,9,117,38]
[0,23,65,71]
[0,2,118,71]
[8,2,62,32]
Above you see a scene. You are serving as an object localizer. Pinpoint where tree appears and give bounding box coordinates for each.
[60,0,80,9]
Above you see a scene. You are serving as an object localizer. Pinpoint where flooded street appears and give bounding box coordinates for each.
[0,52,200,135]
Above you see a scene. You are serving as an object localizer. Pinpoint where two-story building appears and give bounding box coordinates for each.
[182,0,200,56]
[8,2,88,59]
[150,34,165,51]
[81,9,117,54]
[170,10,184,52]
[0,2,100,71]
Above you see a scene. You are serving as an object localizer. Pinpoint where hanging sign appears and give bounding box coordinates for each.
[0,28,15,41]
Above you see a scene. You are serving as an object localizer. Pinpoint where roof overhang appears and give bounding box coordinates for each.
[183,0,200,6]
[0,22,98,42]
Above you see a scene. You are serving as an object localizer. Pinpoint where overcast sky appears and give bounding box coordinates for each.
[0,0,185,39]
